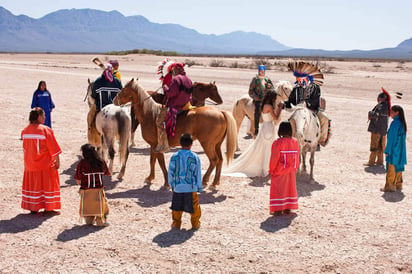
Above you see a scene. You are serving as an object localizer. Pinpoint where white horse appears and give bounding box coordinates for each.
[87,80,131,179]
[289,103,320,180]
[232,80,293,149]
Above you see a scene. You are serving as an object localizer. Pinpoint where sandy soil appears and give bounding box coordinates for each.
[0,53,411,273]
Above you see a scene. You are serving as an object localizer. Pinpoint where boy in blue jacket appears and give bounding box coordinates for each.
[168,133,202,230]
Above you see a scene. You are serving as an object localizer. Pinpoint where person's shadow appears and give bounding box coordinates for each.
[260,214,297,233]
[249,175,271,187]
[296,175,325,197]
[381,190,405,202]
[364,165,386,175]
[57,225,106,242]
[0,213,57,234]
[152,229,195,247]
[61,155,82,188]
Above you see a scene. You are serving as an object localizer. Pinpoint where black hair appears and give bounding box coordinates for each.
[391,105,407,133]
[29,107,44,123]
[278,121,292,137]
[81,144,104,170]
[37,80,48,91]
[180,133,193,148]
[261,90,277,112]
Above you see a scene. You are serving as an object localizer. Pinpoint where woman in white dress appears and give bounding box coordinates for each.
[223,90,282,177]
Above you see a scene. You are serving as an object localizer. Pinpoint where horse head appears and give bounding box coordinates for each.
[113,78,142,106]
[207,81,223,105]
[275,80,293,101]
[85,79,95,107]
[290,103,308,140]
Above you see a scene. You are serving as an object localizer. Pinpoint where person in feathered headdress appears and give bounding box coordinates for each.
[281,61,330,147]
[248,65,274,137]
[365,88,391,166]
[154,62,193,153]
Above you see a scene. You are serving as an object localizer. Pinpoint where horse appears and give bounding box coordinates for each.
[232,80,293,149]
[130,81,223,146]
[86,79,131,179]
[289,103,321,180]
[113,78,237,188]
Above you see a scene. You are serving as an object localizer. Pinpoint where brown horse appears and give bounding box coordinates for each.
[114,78,237,188]
[130,81,223,146]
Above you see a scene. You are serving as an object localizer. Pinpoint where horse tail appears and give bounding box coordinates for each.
[232,98,246,133]
[222,110,237,164]
[115,109,131,165]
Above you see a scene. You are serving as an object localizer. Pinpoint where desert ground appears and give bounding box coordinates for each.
[0,53,411,273]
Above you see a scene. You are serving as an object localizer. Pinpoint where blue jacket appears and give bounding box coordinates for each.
[31,89,55,128]
[168,149,202,193]
[385,116,407,172]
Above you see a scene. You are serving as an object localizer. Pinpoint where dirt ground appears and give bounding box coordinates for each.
[0,53,411,273]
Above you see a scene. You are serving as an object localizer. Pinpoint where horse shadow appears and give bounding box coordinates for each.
[381,190,405,202]
[106,183,172,208]
[199,189,227,204]
[152,228,195,247]
[296,174,325,197]
[260,214,297,233]
[61,155,82,188]
[0,213,57,234]
[249,175,271,187]
[364,165,386,175]
[106,184,227,208]
[56,225,105,242]
[129,146,151,155]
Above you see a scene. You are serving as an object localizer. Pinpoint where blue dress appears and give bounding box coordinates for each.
[31,90,55,128]
[384,116,407,172]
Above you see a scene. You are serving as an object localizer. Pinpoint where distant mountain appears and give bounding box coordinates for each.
[0,7,289,54]
[0,6,411,59]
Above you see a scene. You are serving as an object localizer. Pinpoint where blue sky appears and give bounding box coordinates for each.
[1,0,411,51]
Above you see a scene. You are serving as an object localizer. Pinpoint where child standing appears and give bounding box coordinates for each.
[168,133,202,230]
[381,105,407,192]
[268,122,299,215]
[74,144,110,226]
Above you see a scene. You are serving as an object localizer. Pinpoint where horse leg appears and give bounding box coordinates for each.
[301,150,307,174]
[118,140,129,180]
[107,138,115,177]
[156,152,169,188]
[145,149,157,183]
[130,105,139,147]
[201,144,219,189]
[309,149,315,180]
[211,143,224,187]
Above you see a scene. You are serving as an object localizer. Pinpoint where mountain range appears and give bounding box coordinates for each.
[1,6,412,59]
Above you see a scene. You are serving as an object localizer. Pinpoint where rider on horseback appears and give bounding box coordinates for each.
[87,64,123,145]
[281,61,330,147]
[154,63,193,153]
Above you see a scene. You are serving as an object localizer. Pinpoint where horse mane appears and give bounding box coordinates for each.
[126,78,162,117]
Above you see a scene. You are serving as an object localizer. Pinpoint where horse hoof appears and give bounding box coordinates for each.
[208,185,217,191]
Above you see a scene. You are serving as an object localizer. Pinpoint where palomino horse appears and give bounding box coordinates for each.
[113,78,237,188]
[86,80,131,179]
[232,80,293,148]
[130,81,223,146]
[289,103,320,180]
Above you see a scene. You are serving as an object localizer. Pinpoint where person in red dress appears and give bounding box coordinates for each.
[268,121,299,215]
[21,107,62,213]
[75,144,110,226]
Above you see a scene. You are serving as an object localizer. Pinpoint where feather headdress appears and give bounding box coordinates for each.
[156,58,176,81]
[287,61,324,86]
[381,87,391,115]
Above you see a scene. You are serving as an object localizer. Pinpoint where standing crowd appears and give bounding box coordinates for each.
[19,59,407,229]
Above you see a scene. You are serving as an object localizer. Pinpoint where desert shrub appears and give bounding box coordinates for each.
[210,59,225,67]
[252,57,271,70]
[184,59,203,67]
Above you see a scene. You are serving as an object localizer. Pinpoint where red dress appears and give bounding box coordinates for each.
[21,123,62,211]
[268,137,299,212]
